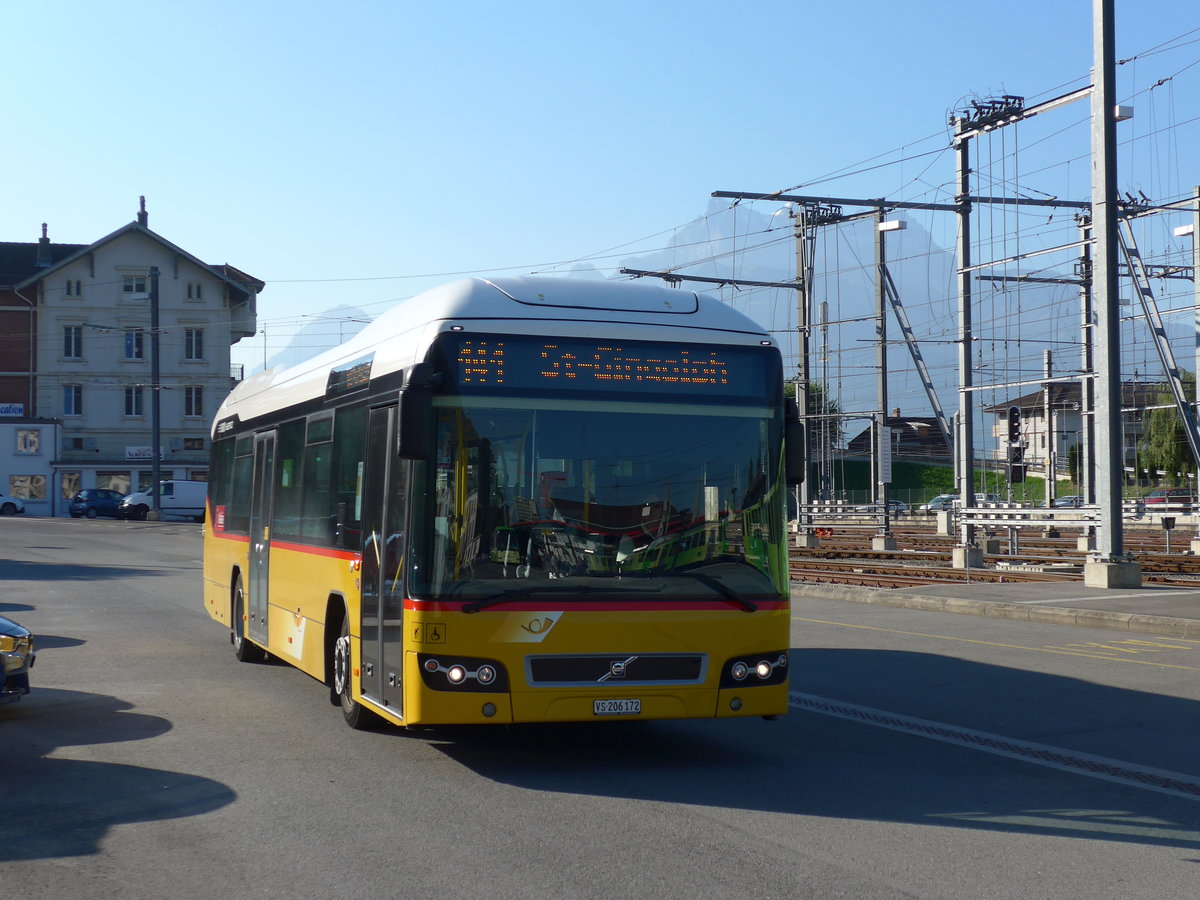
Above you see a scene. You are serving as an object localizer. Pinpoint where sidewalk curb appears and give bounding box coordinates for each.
[791,584,1200,637]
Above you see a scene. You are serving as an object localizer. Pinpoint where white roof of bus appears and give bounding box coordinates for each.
[214,276,775,431]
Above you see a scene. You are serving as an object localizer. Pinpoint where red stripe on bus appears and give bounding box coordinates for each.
[402,598,788,613]
[268,540,359,560]
[210,531,251,544]
[207,532,357,561]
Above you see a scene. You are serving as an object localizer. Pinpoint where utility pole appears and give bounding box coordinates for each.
[951,114,982,568]
[1189,188,1200,554]
[150,266,161,518]
[874,211,898,549]
[1043,351,1058,525]
[1085,0,1140,587]
[1078,214,1095,521]
[794,206,815,545]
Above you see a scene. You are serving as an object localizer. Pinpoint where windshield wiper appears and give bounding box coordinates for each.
[674,572,758,612]
[461,584,644,614]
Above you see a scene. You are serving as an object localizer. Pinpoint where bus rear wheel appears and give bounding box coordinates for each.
[231,575,266,663]
[334,617,377,730]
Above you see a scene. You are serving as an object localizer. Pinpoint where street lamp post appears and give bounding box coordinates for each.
[150,266,161,517]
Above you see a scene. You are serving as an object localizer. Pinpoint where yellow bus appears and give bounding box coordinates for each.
[203,276,799,728]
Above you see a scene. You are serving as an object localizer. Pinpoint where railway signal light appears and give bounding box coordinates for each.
[1007,406,1022,444]
[1006,406,1025,482]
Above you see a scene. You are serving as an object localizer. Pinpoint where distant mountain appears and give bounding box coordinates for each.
[614,198,1092,433]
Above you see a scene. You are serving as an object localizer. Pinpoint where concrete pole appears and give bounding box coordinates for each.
[953,119,981,568]
[1084,0,1139,586]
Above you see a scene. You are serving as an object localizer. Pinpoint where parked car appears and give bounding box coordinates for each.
[0,615,35,704]
[918,493,958,513]
[69,488,126,519]
[853,499,911,514]
[1052,495,1086,508]
[119,480,207,522]
[918,492,1002,513]
[0,491,26,516]
[1143,488,1194,505]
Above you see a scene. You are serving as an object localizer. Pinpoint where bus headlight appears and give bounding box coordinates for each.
[721,650,789,688]
[417,654,509,692]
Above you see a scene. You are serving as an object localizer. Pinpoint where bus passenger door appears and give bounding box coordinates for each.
[360,406,407,714]
[248,431,275,646]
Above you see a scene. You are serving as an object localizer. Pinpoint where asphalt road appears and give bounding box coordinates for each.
[2,517,1199,899]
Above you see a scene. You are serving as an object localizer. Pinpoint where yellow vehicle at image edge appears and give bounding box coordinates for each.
[202,276,801,728]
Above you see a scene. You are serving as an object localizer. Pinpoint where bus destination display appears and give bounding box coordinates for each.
[441,334,775,397]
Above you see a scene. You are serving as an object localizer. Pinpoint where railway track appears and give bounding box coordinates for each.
[788,554,1080,587]
[787,529,1200,587]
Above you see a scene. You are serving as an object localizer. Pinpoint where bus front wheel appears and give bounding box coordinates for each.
[231,575,266,663]
[334,616,377,730]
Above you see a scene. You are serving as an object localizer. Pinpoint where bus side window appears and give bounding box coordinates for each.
[332,406,366,550]
[300,442,332,542]
[226,436,253,533]
[272,420,305,541]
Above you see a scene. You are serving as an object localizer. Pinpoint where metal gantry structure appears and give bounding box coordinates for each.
[624,2,1200,586]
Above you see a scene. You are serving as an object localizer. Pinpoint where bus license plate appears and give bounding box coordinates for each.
[594,698,641,716]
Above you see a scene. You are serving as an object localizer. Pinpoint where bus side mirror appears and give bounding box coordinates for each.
[784,399,805,485]
[397,364,434,460]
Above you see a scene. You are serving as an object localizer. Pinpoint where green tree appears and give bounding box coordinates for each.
[1138,375,1197,485]
[1067,442,1082,488]
[784,380,843,447]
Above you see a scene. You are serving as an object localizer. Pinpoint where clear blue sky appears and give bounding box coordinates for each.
[4,1,1198,379]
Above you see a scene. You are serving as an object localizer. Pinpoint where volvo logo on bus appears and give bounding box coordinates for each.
[599,656,637,682]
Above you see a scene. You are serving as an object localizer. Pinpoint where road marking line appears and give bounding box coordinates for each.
[788,691,1200,804]
[792,616,1200,670]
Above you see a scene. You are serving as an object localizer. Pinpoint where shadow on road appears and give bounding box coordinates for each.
[0,688,235,861]
[430,649,1200,852]
[0,557,173,582]
[0,601,35,614]
[26,633,86,650]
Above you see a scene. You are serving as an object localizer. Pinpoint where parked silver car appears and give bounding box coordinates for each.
[917,492,1002,513]
[917,493,958,513]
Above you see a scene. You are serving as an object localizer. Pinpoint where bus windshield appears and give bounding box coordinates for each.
[408,398,788,603]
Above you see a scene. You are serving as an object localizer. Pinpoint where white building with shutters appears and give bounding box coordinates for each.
[0,200,262,513]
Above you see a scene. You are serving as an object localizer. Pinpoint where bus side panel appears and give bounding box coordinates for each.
[264,543,360,681]
[203,530,249,628]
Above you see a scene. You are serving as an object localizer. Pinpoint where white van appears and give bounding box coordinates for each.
[119,480,208,522]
